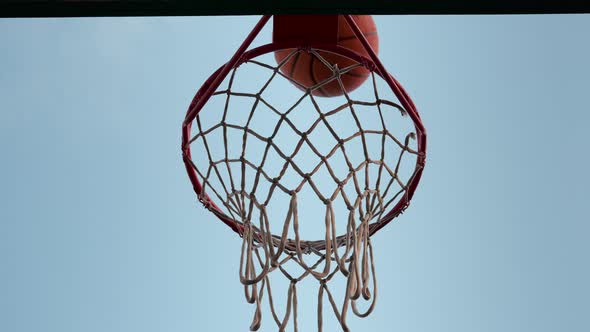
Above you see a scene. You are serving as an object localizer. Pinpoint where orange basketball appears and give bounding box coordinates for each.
[274,15,379,97]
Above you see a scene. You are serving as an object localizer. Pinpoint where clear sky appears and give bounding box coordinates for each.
[1,14,589,332]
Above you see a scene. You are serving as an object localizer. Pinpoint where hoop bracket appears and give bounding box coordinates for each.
[273,15,339,45]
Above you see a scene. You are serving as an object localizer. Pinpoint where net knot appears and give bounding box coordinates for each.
[302,243,313,254]
[198,196,213,210]
[361,58,377,71]
[299,45,312,53]
[418,153,427,167]
[401,201,410,212]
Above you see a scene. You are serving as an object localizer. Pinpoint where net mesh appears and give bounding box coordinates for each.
[187,47,423,331]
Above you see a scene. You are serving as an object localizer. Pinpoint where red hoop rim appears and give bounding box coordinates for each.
[182,41,427,247]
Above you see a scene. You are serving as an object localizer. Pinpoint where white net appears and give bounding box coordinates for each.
[186,47,423,331]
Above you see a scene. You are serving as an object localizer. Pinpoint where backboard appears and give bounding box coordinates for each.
[1,0,588,17]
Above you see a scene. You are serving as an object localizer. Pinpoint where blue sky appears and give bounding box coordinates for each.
[1,15,589,332]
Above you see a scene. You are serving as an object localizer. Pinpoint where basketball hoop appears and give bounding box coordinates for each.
[182,15,427,331]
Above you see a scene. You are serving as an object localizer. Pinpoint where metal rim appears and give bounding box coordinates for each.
[182,41,427,249]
